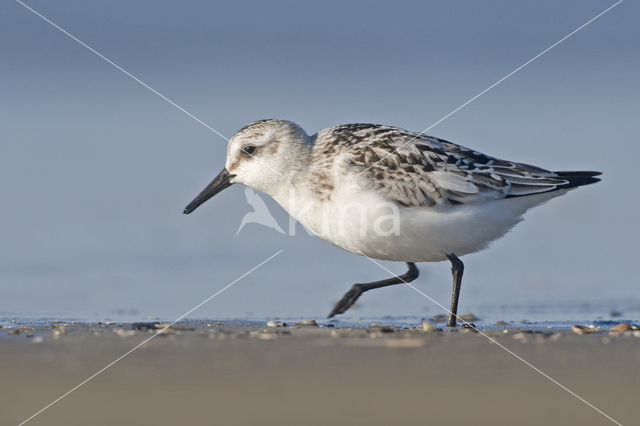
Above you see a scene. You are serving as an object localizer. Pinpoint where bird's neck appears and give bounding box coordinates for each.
[269,139,323,223]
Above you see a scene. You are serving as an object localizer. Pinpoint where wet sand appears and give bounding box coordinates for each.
[1,321,638,426]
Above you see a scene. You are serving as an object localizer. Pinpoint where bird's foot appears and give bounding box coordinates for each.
[327,284,364,318]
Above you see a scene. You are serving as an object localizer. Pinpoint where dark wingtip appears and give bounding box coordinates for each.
[554,171,603,189]
[554,170,602,177]
[183,202,197,215]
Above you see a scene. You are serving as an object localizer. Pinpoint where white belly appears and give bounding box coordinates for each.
[275,183,568,263]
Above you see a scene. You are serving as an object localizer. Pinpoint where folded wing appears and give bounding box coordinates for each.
[327,124,599,207]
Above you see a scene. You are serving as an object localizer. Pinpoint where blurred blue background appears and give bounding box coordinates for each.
[1,0,638,321]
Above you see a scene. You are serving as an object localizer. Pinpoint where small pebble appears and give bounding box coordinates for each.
[420,320,437,332]
[461,323,477,332]
[154,323,172,329]
[114,328,136,337]
[295,320,318,326]
[571,325,594,335]
[610,323,632,332]
[51,325,68,337]
[512,332,528,341]
[132,322,159,331]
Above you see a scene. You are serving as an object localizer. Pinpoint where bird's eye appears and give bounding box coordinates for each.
[242,145,256,157]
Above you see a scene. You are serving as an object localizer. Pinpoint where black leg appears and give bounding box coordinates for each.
[328,262,419,318]
[446,254,464,327]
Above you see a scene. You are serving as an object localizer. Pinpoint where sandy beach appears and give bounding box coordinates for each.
[1,320,638,426]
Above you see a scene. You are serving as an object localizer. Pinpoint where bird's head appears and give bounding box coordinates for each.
[184,119,310,214]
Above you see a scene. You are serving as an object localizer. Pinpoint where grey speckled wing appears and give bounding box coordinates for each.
[313,124,596,207]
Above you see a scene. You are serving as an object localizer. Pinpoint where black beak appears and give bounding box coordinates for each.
[183,168,234,214]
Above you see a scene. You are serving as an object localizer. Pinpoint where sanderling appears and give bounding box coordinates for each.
[184,119,600,326]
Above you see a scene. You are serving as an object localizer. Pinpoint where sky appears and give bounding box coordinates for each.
[1,0,638,321]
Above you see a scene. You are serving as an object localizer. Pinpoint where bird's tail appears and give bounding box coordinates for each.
[553,171,602,190]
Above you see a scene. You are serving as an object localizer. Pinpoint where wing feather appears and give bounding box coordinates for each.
[313,124,586,208]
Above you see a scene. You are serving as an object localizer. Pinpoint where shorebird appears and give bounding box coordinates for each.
[184,119,600,326]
